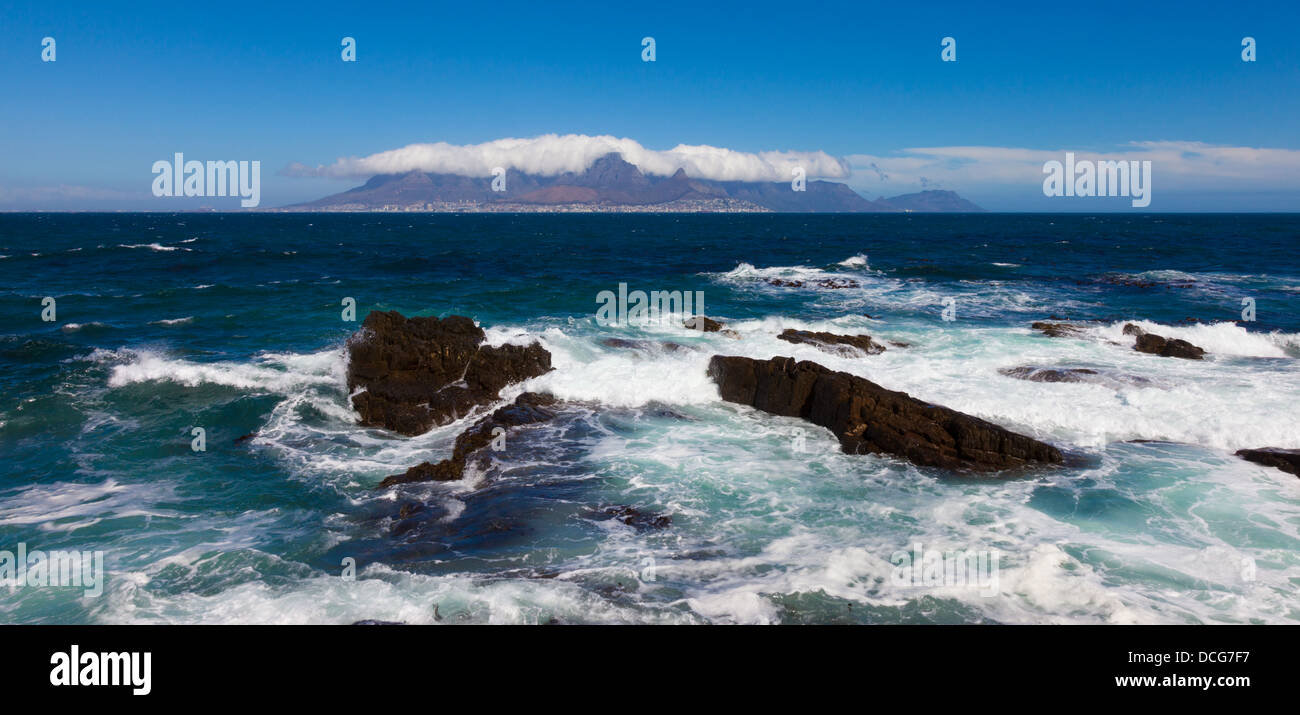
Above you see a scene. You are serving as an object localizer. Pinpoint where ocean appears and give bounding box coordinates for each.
[1,212,1298,624]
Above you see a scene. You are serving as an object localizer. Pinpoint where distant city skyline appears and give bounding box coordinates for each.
[3,0,1298,210]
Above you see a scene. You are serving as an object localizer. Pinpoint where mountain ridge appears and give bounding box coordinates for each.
[283,153,983,212]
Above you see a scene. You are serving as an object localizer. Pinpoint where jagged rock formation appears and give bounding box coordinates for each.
[1031,321,1085,338]
[378,392,558,487]
[683,316,725,332]
[1133,333,1205,359]
[777,329,887,356]
[1235,448,1300,477]
[766,277,860,289]
[346,311,552,436]
[708,355,1062,472]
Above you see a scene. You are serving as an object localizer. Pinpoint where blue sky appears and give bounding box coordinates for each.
[2,0,1298,210]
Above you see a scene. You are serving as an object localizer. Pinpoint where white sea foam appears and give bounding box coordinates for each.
[1091,320,1295,358]
[60,322,108,332]
[707,261,1087,318]
[106,348,344,391]
[95,560,695,625]
[582,413,1300,624]
[56,308,1300,624]
[118,242,191,252]
[0,479,180,533]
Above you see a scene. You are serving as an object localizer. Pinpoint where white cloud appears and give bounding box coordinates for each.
[846,142,1300,194]
[285,134,851,182]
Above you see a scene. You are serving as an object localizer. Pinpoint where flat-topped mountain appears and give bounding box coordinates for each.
[284,153,983,213]
[876,190,985,212]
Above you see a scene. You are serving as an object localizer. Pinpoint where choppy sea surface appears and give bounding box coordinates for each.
[1,212,1298,624]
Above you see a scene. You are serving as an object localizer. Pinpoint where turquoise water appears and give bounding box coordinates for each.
[1,213,1298,624]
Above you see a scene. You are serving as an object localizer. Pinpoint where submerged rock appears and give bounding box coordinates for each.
[1133,332,1205,360]
[601,337,689,352]
[1000,366,1100,383]
[777,328,887,356]
[585,505,672,531]
[378,392,558,488]
[1235,448,1300,477]
[346,311,552,436]
[998,365,1154,387]
[708,355,1062,472]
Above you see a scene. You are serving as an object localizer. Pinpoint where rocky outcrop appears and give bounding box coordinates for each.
[346,311,552,435]
[683,316,725,332]
[378,392,558,488]
[682,316,740,338]
[777,329,887,356]
[1031,321,1085,338]
[1133,332,1205,360]
[708,355,1062,472]
[1123,323,1206,359]
[1235,448,1300,477]
[765,277,860,289]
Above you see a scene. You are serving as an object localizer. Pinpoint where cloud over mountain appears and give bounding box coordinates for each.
[284,134,851,182]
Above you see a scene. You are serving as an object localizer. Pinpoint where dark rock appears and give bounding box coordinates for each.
[887,341,911,348]
[765,277,860,289]
[385,460,464,485]
[814,278,860,289]
[346,311,552,436]
[777,328,887,356]
[397,501,425,519]
[1134,332,1205,360]
[999,366,1099,383]
[1087,275,1158,289]
[1085,274,1197,290]
[683,316,725,332]
[1031,321,1085,338]
[1235,448,1300,477]
[351,620,406,625]
[1122,323,1145,336]
[378,392,557,488]
[586,505,672,531]
[998,365,1154,387]
[234,431,257,443]
[708,355,1062,472]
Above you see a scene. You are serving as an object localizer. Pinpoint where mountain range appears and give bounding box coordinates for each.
[284,153,983,212]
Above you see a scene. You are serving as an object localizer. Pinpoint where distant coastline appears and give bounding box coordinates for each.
[283,153,985,213]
